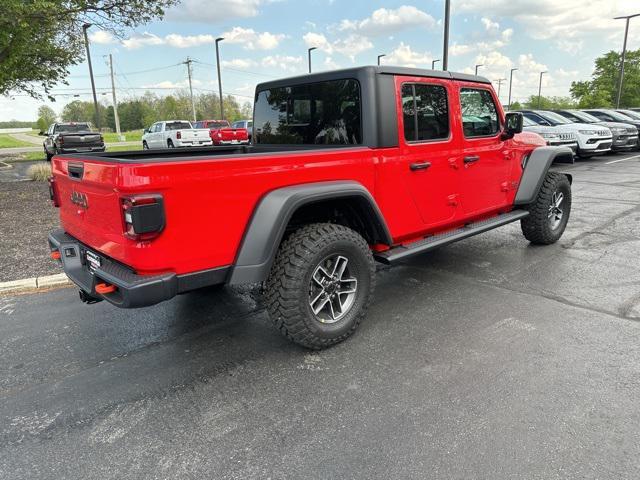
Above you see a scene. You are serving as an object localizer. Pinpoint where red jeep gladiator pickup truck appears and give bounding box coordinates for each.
[48,66,573,349]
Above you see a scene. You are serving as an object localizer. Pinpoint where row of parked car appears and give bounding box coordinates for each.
[141,119,252,149]
[517,108,640,158]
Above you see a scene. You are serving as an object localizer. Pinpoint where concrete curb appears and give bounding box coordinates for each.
[0,273,71,294]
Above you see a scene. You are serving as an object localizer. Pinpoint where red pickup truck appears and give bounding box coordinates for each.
[48,66,574,349]
[193,119,249,145]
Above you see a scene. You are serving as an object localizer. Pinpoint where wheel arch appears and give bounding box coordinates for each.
[228,181,392,285]
[514,146,574,206]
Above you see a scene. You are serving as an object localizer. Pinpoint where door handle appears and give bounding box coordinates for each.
[410,161,432,171]
[464,155,480,164]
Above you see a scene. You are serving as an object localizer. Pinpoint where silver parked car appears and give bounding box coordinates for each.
[522,116,578,154]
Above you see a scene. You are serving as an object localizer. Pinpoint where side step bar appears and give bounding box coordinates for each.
[374,209,529,264]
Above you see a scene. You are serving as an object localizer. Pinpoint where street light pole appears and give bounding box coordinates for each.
[537,71,548,108]
[442,0,450,71]
[184,57,197,123]
[82,24,100,130]
[431,59,440,70]
[475,64,483,75]
[614,14,640,108]
[308,47,317,73]
[508,68,518,111]
[377,54,386,66]
[215,37,224,120]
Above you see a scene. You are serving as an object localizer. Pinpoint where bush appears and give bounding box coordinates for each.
[27,162,51,182]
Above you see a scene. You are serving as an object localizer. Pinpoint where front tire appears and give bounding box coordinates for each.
[265,223,375,350]
[142,141,149,150]
[521,172,571,245]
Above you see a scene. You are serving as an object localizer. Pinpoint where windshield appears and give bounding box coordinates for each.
[522,117,538,127]
[166,121,192,131]
[607,110,637,122]
[619,110,640,120]
[536,111,571,125]
[55,123,91,133]
[566,110,600,123]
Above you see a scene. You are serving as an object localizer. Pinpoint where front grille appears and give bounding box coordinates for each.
[558,133,575,141]
[597,130,610,137]
[627,128,637,134]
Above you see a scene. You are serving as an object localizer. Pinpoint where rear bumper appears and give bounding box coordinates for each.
[48,229,229,308]
[213,139,250,145]
[175,140,213,147]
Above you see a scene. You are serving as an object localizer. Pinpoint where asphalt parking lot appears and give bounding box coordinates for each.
[1,152,640,479]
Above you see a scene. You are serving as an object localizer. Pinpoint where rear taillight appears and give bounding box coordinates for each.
[121,194,165,241]
[48,176,60,207]
[176,131,182,140]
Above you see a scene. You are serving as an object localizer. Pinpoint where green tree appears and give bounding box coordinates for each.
[36,117,48,133]
[520,95,577,110]
[0,0,177,99]
[37,105,57,126]
[570,49,640,108]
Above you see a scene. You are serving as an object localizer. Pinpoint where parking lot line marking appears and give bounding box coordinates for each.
[605,154,640,165]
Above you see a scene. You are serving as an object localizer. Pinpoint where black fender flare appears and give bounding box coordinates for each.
[514,146,574,206]
[228,181,391,285]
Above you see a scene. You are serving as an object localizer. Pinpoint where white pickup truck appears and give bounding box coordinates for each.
[142,120,213,149]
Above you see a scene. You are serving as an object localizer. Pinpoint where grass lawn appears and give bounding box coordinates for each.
[106,144,143,152]
[102,130,144,143]
[0,134,34,148]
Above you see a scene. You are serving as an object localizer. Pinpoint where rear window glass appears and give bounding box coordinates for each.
[55,123,91,133]
[166,122,192,131]
[253,79,361,145]
[206,121,228,129]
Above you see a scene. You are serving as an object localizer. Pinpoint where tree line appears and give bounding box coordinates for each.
[36,91,253,132]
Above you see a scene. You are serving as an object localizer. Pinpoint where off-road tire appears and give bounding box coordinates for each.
[521,172,571,245]
[265,223,375,349]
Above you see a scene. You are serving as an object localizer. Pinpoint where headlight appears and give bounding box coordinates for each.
[578,130,599,135]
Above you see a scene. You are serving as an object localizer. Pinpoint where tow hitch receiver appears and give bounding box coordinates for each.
[79,290,102,304]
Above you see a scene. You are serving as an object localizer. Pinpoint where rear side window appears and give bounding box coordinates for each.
[402,83,449,142]
[460,88,499,137]
[253,79,361,145]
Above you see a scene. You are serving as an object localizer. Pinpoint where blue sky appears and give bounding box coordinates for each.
[2,0,639,121]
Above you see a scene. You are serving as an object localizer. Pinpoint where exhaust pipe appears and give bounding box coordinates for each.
[79,290,102,304]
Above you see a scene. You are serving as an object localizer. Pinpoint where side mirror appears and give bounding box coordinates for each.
[502,112,523,140]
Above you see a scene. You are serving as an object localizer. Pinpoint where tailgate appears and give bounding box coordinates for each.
[61,133,103,148]
[219,128,248,141]
[180,129,211,141]
[52,156,127,260]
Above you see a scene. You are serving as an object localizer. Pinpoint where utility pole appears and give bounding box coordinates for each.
[442,0,450,71]
[377,54,386,66]
[431,59,440,70]
[82,24,100,130]
[614,13,640,108]
[308,47,317,73]
[215,37,224,120]
[508,68,518,111]
[495,78,506,100]
[108,54,123,141]
[184,57,197,123]
[538,71,547,108]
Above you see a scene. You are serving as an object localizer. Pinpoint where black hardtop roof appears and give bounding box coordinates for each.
[255,65,491,93]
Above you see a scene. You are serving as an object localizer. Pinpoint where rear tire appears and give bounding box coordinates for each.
[265,223,375,350]
[167,139,174,148]
[45,149,52,162]
[521,172,571,245]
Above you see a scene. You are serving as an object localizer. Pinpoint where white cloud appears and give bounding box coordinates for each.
[168,0,265,23]
[221,27,285,50]
[89,30,117,45]
[458,0,639,53]
[338,6,436,36]
[142,79,202,89]
[261,55,304,71]
[122,32,164,49]
[481,17,500,34]
[303,32,372,60]
[384,42,432,68]
[323,57,341,70]
[222,58,258,69]
[165,34,215,48]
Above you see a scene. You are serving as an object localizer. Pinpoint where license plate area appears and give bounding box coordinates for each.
[85,250,101,273]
